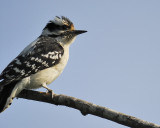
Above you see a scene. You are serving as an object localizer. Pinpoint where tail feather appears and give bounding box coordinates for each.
[0,81,18,113]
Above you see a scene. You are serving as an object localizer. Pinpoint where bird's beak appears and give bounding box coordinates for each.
[73,30,87,35]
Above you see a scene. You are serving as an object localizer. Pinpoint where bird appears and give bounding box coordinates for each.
[0,16,87,113]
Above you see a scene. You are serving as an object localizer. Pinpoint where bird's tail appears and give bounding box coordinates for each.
[0,81,19,113]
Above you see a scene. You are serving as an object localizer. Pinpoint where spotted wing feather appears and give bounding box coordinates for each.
[0,36,64,85]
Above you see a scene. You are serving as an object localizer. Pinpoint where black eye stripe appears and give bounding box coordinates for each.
[62,25,70,30]
[44,23,70,31]
[44,23,60,31]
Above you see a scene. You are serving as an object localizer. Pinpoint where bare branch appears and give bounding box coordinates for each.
[17,89,160,128]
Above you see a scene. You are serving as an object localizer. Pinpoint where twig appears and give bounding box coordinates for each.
[17,89,160,128]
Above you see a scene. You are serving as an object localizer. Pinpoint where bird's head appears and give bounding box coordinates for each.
[42,16,87,44]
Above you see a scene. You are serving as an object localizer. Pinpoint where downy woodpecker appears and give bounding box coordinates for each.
[0,16,87,112]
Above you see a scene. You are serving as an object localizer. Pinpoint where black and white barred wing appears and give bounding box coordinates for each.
[0,37,64,85]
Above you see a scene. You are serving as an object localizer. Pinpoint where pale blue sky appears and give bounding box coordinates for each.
[0,1,160,128]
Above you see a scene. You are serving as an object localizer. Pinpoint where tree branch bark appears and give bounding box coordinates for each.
[17,89,160,128]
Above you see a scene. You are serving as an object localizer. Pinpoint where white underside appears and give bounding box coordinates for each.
[3,36,76,111]
[15,44,69,96]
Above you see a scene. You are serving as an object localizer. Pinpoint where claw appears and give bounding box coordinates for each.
[46,89,54,98]
[42,83,54,98]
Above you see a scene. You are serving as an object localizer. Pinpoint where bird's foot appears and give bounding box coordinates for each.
[46,89,54,98]
[42,83,54,98]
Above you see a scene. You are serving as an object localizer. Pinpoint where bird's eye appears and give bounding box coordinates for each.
[62,25,70,30]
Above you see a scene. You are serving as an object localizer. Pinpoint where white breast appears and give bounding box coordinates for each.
[26,44,70,89]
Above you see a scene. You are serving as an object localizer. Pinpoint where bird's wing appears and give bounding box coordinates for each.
[0,36,64,85]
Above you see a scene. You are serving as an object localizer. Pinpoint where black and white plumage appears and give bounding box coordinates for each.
[0,16,87,112]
